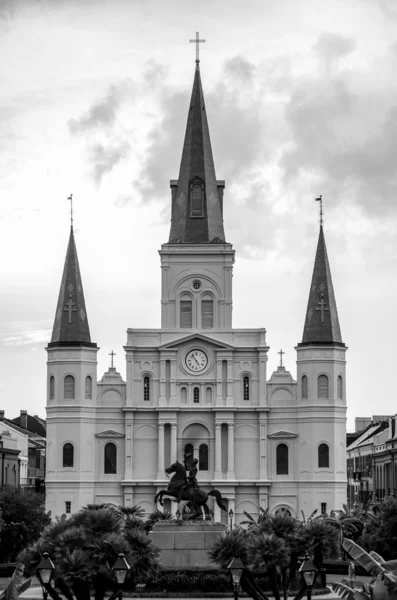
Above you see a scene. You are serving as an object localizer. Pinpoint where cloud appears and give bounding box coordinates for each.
[313,32,356,68]
[0,322,51,346]
[68,81,133,135]
[89,141,130,185]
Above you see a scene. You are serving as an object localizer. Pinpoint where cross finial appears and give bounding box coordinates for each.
[190,31,205,63]
[278,349,285,368]
[109,350,116,369]
[67,194,73,229]
[315,195,323,227]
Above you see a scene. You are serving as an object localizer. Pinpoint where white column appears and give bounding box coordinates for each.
[215,423,222,478]
[157,423,165,478]
[227,423,235,479]
[170,423,177,463]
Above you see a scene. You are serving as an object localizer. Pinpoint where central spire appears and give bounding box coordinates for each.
[168,62,226,244]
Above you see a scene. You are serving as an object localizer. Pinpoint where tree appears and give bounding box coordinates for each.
[0,486,51,562]
[359,497,397,560]
[19,505,160,600]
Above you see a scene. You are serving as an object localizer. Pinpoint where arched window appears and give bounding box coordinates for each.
[104,443,117,474]
[49,376,55,400]
[62,443,74,468]
[193,387,200,403]
[337,375,343,399]
[64,375,75,399]
[243,376,250,401]
[85,376,92,399]
[202,294,213,329]
[199,444,208,470]
[318,443,330,468]
[180,294,192,328]
[276,443,289,475]
[181,387,187,403]
[301,375,308,399]
[317,375,329,399]
[184,443,194,469]
[206,387,212,404]
[143,376,150,401]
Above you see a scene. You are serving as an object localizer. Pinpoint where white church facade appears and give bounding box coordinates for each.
[45,61,347,523]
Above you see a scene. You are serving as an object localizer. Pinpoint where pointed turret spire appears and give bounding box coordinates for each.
[168,62,225,244]
[299,225,344,346]
[49,227,96,347]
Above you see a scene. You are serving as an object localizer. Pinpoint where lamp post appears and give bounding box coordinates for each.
[228,508,234,530]
[112,553,131,600]
[299,555,317,600]
[37,553,55,600]
[227,557,246,600]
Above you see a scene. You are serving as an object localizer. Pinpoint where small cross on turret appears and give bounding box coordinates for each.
[109,350,116,369]
[278,349,285,368]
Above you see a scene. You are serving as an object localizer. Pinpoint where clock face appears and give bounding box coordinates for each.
[185,349,208,372]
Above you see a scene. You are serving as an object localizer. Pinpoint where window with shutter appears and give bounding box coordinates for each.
[201,298,213,328]
[190,181,204,217]
[276,443,289,475]
[64,375,75,399]
[50,376,55,400]
[317,375,329,398]
[301,375,308,399]
[193,387,200,403]
[85,376,92,399]
[337,375,343,399]
[243,376,250,401]
[199,444,208,470]
[104,443,117,474]
[143,376,150,401]
[318,443,330,468]
[63,443,74,468]
[180,300,192,328]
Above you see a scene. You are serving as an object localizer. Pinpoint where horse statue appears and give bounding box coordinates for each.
[154,461,227,520]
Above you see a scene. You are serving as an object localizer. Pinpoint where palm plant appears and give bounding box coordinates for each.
[18,505,160,600]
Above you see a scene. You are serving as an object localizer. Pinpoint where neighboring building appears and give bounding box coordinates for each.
[0,410,46,491]
[45,60,347,520]
[346,415,397,507]
[0,410,27,485]
[0,429,21,487]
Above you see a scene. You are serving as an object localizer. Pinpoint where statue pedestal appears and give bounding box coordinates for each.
[150,521,227,569]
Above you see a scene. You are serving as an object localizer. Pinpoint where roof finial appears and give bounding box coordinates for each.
[315,194,323,227]
[109,350,116,369]
[67,194,73,229]
[190,31,205,64]
[278,349,285,368]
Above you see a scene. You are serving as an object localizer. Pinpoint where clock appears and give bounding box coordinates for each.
[185,349,208,372]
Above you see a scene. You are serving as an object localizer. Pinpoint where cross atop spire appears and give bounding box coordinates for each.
[67,194,73,229]
[190,31,205,63]
[315,195,323,227]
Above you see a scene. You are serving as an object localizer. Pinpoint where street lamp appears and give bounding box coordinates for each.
[299,555,317,600]
[37,553,55,600]
[228,508,234,530]
[112,553,131,600]
[227,557,246,600]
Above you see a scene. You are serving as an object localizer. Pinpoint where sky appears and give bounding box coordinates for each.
[1,0,397,431]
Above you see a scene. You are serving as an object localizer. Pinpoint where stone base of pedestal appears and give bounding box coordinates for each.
[150,521,228,569]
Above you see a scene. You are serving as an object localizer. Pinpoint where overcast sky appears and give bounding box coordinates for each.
[1,0,396,431]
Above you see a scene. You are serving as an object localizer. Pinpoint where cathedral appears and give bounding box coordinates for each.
[45,59,347,523]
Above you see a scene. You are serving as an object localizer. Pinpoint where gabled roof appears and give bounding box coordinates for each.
[158,332,235,350]
[168,63,225,244]
[347,421,389,450]
[299,226,344,347]
[11,414,46,437]
[49,227,96,348]
[95,430,125,438]
[268,431,298,439]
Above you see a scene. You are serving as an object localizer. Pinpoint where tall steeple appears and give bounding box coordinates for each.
[49,227,96,347]
[168,62,225,244]
[299,225,344,347]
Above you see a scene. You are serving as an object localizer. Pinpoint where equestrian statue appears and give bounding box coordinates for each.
[154,457,227,520]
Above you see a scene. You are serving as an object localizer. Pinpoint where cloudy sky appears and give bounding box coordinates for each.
[1,0,396,430]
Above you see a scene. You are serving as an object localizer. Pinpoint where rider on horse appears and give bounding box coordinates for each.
[176,458,198,502]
